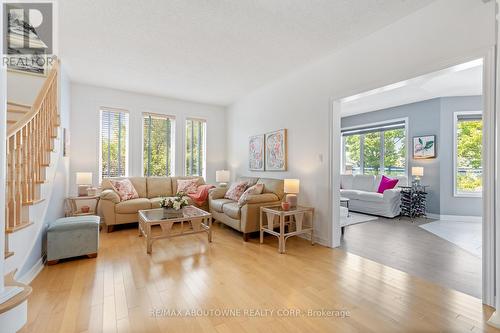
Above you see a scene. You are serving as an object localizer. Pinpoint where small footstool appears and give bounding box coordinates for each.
[47,215,100,265]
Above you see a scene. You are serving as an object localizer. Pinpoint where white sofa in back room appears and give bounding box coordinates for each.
[340,174,408,218]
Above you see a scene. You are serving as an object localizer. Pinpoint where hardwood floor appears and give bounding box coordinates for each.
[341,216,482,298]
[21,222,498,333]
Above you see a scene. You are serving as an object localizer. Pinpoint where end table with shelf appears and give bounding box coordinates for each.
[260,205,314,254]
[66,195,100,217]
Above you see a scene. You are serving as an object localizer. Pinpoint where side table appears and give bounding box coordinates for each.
[66,195,100,217]
[399,185,428,220]
[260,206,314,254]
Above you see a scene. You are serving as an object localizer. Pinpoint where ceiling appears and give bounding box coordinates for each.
[341,59,483,116]
[58,0,434,106]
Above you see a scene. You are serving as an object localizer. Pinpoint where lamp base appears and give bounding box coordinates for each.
[78,185,90,197]
[285,194,298,208]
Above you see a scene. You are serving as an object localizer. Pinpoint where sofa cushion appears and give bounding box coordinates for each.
[352,175,376,192]
[340,189,362,200]
[147,177,173,198]
[149,197,163,208]
[340,174,354,190]
[222,202,241,219]
[171,176,205,194]
[357,191,384,203]
[257,178,285,199]
[128,177,147,198]
[115,198,151,214]
[238,177,259,187]
[211,198,234,212]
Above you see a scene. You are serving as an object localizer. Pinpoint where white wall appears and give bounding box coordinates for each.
[69,83,226,194]
[7,71,45,105]
[226,0,495,246]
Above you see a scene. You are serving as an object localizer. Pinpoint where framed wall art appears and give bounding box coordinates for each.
[265,129,287,171]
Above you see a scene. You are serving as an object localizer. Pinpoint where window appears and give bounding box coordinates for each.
[143,113,175,176]
[454,111,483,196]
[100,108,129,179]
[342,120,407,176]
[185,118,206,177]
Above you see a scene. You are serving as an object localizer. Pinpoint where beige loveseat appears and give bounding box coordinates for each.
[99,176,207,232]
[209,177,284,241]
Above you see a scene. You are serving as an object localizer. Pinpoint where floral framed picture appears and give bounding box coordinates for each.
[249,134,265,171]
[265,129,287,171]
[413,135,436,159]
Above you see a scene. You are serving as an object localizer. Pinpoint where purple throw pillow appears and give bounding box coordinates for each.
[377,175,399,194]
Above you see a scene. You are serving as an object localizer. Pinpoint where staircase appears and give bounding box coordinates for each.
[4,61,59,260]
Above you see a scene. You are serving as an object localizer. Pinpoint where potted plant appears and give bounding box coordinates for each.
[160,192,190,218]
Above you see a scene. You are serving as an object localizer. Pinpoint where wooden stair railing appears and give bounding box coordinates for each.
[5,61,59,234]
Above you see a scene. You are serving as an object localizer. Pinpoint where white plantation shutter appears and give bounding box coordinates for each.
[100,108,129,178]
[143,113,175,176]
[185,118,206,177]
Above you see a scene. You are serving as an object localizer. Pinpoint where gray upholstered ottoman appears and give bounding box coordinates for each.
[47,215,100,265]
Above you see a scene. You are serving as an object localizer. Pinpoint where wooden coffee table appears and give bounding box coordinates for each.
[138,206,212,254]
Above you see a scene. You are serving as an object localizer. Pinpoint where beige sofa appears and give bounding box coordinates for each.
[209,177,284,241]
[99,176,207,232]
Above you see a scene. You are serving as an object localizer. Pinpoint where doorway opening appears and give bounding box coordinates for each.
[330,56,494,304]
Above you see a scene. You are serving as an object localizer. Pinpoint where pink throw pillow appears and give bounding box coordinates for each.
[377,176,399,194]
[109,179,139,201]
[224,181,248,201]
[177,179,199,194]
[238,183,264,206]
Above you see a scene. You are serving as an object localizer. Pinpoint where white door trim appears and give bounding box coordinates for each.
[328,48,496,306]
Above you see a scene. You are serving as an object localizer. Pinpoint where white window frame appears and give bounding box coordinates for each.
[453,110,483,198]
[184,117,207,179]
[98,107,130,181]
[141,112,176,177]
[341,117,409,178]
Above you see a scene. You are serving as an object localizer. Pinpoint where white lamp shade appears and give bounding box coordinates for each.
[76,172,93,185]
[216,170,230,183]
[284,179,300,194]
[411,167,424,177]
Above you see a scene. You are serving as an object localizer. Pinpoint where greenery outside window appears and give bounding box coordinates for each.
[454,111,483,197]
[100,108,129,179]
[143,113,175,176]
[342,120,407,177]
[185,118,206,177]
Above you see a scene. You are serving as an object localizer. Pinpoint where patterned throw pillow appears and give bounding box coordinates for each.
[109,179,139,201]
[177,178,199,194]
[238,183,264,206]
[224,181,249,201]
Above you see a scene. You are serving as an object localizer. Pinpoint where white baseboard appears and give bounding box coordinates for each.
[16,257,45,285]
[298,233,329,247]
[426,213,482,222]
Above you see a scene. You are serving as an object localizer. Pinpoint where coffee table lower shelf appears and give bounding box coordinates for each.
[138,206,212,254]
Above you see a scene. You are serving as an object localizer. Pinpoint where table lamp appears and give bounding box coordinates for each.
[411,167,424,186]
[76,172,93,196]
[284,179,300,208]
[216,170,230,187]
